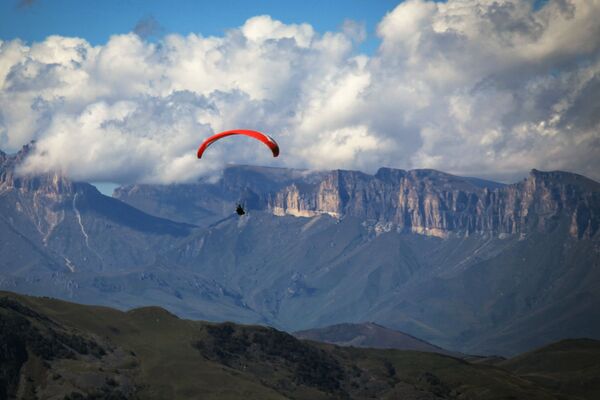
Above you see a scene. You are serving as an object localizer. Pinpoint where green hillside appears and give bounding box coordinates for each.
[2,291,598,399]
[500,339,600,400]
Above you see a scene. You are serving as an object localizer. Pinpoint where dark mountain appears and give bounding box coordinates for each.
[499,338,600,400]
[294,322,458,356]
[3,291,599,400]
[1,143,599,356]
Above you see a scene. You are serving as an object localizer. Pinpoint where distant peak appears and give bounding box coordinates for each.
[375,167,407,182]
[18,140,37,156]
[529,168,564,177]
[527,168,600,187]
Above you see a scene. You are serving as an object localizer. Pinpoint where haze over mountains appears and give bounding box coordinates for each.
[1,143,599,356]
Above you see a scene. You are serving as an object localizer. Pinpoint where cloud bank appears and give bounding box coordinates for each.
[1,0,599,183]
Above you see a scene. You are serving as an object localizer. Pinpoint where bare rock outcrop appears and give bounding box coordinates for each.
[267,168,599,239]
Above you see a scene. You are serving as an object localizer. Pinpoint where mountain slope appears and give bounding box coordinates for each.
[3,291,595,400]
[165,211,600,355]
[500,339,600,400]
[294,322,458,356]
[0,145,220,313]
[0,144,195,275]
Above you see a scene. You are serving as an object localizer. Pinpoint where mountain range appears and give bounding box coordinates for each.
[1,143,599,356]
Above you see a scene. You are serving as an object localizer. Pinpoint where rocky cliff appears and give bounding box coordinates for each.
[267,168,600,239]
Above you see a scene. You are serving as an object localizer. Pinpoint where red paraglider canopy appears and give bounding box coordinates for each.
[197,129,280,159]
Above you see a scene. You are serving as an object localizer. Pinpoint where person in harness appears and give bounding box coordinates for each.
[236,204,246,216]
[196,129,279,220]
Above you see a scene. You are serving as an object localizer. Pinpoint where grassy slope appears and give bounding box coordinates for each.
[4,293,285,400]
[2,291,598,399]
[500,339,600,400]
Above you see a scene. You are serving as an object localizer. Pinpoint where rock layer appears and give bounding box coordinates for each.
[267,168,600,239]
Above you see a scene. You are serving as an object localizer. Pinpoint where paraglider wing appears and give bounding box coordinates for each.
[197,129,280,159]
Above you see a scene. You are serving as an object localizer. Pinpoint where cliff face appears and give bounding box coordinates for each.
[111,162,599,240]
[267,168,600,239]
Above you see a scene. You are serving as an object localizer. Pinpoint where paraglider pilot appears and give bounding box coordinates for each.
[196,129,278,219]
[236,204,246,216]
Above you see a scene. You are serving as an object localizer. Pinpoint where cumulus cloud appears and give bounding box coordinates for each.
[369,0,600,180]
[1,0,600,184]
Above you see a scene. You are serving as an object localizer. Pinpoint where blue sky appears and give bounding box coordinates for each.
[1,0,399,54]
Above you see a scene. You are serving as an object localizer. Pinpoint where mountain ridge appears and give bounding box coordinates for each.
[0,143,196,275]
[293,322,459,357]
[114,163,600,240]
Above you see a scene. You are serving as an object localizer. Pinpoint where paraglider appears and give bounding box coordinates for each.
[197,129,279,159]
[197,129,279,216]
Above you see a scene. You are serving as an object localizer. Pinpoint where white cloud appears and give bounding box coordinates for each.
[1,1,600,184]
[370,0,600,180]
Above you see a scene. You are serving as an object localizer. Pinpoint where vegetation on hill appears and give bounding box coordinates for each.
[1,291,598,399]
